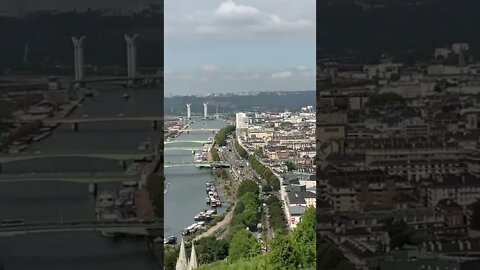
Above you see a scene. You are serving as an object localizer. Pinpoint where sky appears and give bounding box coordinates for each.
[165,0,316,96]
[0,0,316,96]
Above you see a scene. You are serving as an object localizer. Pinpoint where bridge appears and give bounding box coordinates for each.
[74,74,163,84]
[164,161,230,168]
[182,129,219,132]
[164,147,204,151]
[164,140,211,145]
[0,172,137,184]
[0,152,153,164]
[0,220,162,237]
[43,116,163,124]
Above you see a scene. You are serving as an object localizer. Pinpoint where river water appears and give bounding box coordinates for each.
[163,119,228,239]
[0,88,162,270]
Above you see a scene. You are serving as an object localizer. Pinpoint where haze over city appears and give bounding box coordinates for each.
[165,0,315,95]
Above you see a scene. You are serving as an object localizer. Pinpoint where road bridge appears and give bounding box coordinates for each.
[74,75,163,83]
[43,116,163,124]
[0,153,153,164]
[164,147,204,151]
[33,117,163,131]
[164,140,210,145]
[181,129,219,132]
[0,220,162,237]
[164,161,230,168]
[0,172,137,184]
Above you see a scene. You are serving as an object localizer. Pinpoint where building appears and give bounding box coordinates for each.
[425,174,480,206]
[236,112,249,131]
[323,170,412,211]
[379,250,480,270]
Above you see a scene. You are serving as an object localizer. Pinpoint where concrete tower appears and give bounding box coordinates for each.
[71,36,86,82]
[124,34,139,85]
[186,103,191,119]
[203,103,208,119]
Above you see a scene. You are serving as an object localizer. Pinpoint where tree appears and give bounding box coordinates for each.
[384,219,414,249]
[366,93,406,108]
[239,192,259,210]
[237,180,259,198]
[215,125,235,146]
[261,185,272,193]
[227,223,248,242]
[235,140,248,158]
[269,235,302,270]
[286,161,296,171]
[195,237,229,264]
[211,147,220,161]
[241,207,258,228]
[291,207,316,267]
[254,147,264,156]
[228,229,261,262]
[163,247,178,270]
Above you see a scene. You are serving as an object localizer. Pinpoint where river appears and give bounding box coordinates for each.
[0,87,162,270]
[164,119,228,239]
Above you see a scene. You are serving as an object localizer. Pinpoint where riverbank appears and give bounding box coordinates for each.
[165,121,191,141]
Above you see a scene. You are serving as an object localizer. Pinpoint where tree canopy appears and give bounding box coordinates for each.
[237,180,260,198]
[228,229,261,262]
[291,207,316,267]
[366,93,406,108]
[269,235,302,270]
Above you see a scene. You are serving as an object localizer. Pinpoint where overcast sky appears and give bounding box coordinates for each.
[165,0,315,96]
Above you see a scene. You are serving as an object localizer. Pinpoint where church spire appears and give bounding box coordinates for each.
[187,242,198,270]
[176,238,188,270]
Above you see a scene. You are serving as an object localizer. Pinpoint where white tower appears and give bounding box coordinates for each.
[71,36,86,82]
[124,34,139,86]
[186,103,191,119]
[187,243,198,269]
[203,103,208,119]
[176,238,188,270]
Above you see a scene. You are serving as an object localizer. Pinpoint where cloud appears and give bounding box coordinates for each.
[215,0,260,22]
[201,64,218,72]
[297,65,309,71]
[302,71,315,77]
[195,1,314,36]
[271,71,293,79]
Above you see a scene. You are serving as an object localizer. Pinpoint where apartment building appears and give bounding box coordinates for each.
[425,174,480,206]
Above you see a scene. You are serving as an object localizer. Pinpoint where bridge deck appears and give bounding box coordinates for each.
[0,153,153,163]
[0,220,162,237]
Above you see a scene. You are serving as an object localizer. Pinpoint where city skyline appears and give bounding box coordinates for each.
[165,0,315,95]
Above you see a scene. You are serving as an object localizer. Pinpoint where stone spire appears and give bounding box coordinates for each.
[187,242,198,270]
[176,238,188,270]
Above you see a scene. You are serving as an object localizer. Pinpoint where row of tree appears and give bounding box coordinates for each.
[228,180,261,240]
[214,125,235,146]
[248,155,280,191]
[265,196,287,234]
[210,147,220,161]
[199,207,319,270]
[234,139,248,158]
